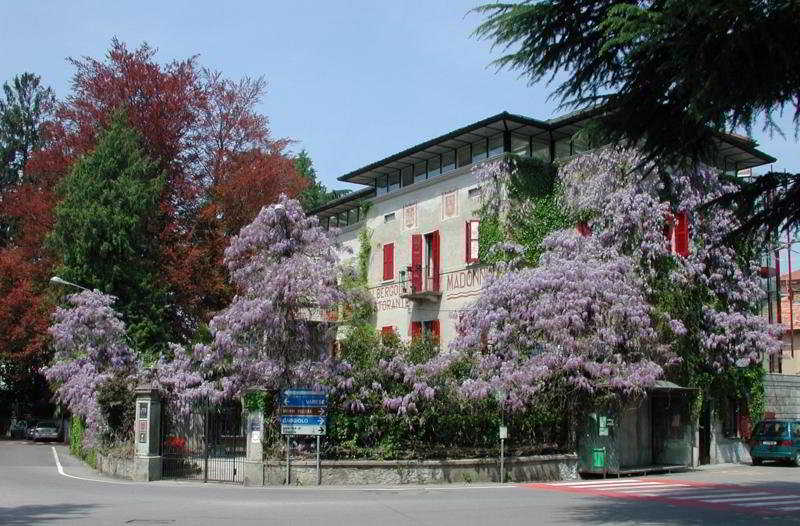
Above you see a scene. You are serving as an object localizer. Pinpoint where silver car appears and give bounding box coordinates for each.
[30,421,60,442]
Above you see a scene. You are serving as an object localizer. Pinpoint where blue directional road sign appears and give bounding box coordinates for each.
[281,389,328,436]
[281,389,327,408]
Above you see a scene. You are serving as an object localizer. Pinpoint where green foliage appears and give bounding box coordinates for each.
[356,229,371,284]
[295,149,352,212]
[48,112,172,363]
[69,417,96,468]
[96,376,135,442]
[339,324,385,371]
[473,0,800,235]
[479,155,571,265]
[243,391,271,413]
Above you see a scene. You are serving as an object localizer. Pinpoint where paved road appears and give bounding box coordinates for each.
[2,440,800,525]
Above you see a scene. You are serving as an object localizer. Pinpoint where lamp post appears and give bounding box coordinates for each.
[49,276,89,292]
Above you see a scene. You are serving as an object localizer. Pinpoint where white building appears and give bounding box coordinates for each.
[313,110,774,350]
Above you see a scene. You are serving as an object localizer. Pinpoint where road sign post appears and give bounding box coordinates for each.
[280,389,328,485]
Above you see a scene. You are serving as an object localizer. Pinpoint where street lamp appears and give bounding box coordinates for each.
[49,276,89,291]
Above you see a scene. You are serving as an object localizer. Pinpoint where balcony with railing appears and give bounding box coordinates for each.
[399,266,442,303]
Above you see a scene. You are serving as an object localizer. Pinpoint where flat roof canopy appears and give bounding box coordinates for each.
[337,110,776,186]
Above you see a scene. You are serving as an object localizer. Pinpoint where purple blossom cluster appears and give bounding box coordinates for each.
[43,290,138,444]
[152,195,351,410]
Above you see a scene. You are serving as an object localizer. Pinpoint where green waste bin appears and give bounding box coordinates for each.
[592,447,606,469]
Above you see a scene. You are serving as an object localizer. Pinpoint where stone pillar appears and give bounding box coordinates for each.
[242,393,265,486]
[133,385,162,481]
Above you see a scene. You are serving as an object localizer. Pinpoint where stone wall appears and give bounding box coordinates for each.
[261,454,578,486]
[764,373,800,420]
[95,452,135,480]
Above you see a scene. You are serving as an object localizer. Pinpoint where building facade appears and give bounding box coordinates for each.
[313,110,774,351]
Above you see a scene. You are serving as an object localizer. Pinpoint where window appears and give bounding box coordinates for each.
[376,174,388,196]
[468,187,482,200]
[423,320,441,344]
[466,220,480,263]
[411,320,440,343]
[388,171,400,192]
[576,221,591,237]
[488,134,503,157]
[401,166,413,187]
[442,151,456,173]
[413,162,427,184]
[457,144,471,168]
[666,211,691,257]
[510,134,529,156]
[427,156,441,179]
[554,138,571,159]
[532,140,550,161]
[382,243,394,281]
[384,212,395,223]
[472,139,487,162]
[381,326,395,343]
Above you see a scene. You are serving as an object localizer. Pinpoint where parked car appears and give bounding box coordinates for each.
[750,420,800,466]
[9,419,28,439]
[25,422,38,440]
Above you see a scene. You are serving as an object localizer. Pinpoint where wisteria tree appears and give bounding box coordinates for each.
[450,148,782,410]
[43,290,138,444]
[156,195,348,408]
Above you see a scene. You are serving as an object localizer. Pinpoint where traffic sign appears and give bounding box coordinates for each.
[281,389,328,436]
[282,389,327,407]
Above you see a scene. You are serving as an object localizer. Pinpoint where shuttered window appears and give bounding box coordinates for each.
[466,220,480,262]
[665,212,690,257]
[382,243,394,281]
[576,221,591,237]
[410,321,422,340]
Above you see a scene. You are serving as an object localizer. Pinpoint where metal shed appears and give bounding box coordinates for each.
[578,381,696,476]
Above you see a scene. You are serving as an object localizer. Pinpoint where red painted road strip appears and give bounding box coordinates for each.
[521,478,800,516]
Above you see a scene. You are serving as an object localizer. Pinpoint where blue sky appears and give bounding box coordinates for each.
[2,0,798,195]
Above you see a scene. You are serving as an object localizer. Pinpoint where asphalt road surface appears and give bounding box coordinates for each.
[3,440,800,525]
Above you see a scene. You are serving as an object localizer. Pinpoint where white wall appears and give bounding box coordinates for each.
[335,159,502,348]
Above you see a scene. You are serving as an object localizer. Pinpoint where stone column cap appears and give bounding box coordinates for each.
[134,383,161,399]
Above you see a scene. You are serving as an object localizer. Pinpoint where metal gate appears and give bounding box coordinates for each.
[161,401,246,483]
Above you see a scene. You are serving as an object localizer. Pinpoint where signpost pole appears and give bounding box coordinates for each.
[286,435,291,485]
[316,435,321,485]
[500,437,505,484]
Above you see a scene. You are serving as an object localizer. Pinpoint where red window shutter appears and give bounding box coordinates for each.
[383,243,394,281]
[465,221,471,263]
[466,221,480,263]
[411,234,422,292]
[675,212,690,257]
[432,230,441,292]
[576,221,591,237]
[381,326,393,335]
[431,320,440,344]
[410,321,422,340]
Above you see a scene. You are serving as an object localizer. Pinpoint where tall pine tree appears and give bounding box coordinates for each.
[49,112,172,362]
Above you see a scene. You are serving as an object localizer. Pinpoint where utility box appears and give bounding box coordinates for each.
[578,381,695,476]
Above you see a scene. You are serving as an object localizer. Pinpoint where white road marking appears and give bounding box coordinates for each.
[51,446,132,485]
[670,492,766,500]
[774,506,800,511]
[731,496,800,507]
[552,479,652,486]
[558,482,664,488]
[616,485,692,493]
[700,493,783,503]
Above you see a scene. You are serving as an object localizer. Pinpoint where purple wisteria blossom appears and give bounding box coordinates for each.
[43,290,138,443]
[154,195,348,409]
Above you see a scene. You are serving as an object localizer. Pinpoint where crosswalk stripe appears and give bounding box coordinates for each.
[551,479,651,486]
[732,497,800,507]
[558,481,662,488]
[773,506,800,511]
[701,494,788,503]
[670,492,768,500]
[618,485,691,493]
